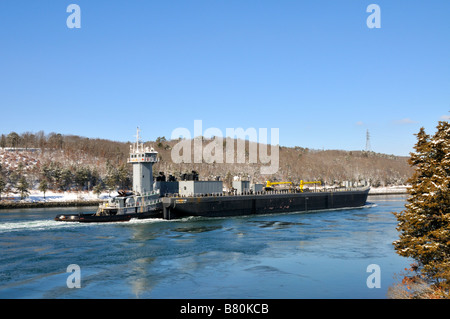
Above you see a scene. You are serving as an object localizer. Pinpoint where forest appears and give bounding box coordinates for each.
[0,131,413,198]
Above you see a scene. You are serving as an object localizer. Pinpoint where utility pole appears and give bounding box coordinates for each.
[365,129,372,152]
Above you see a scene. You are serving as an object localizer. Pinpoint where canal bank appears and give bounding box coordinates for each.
[0,199,104,209]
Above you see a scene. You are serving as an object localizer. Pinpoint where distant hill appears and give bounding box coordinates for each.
[0,131,413,195]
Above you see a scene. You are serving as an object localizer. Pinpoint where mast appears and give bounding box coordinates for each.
[135,127,140,152]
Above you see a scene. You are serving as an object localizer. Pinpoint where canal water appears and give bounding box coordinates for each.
[0,195,411,299]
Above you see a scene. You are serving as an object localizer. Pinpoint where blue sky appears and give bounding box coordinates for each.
[0,0,449,156]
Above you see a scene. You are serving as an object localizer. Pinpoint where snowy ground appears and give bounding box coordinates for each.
[1,185,409,203]
[0,190,112,203]
[368,185,410,194]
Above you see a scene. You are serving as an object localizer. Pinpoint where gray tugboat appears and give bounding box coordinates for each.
[55,128,162,222]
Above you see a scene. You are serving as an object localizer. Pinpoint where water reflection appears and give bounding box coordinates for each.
[172,225,222,234]
[249,220,307,229]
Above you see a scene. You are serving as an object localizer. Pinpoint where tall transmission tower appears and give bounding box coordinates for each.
[365,129,372,152]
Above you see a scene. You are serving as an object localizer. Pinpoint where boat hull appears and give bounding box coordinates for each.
[162,188,370,220]
[54,210,162,223]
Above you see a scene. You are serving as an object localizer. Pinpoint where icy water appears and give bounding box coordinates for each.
[0,195,411,299]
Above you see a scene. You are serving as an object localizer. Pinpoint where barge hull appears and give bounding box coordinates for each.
[162,188,370,220]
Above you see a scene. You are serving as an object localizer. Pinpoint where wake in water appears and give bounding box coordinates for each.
[0,220,88,233]
[0,215,186,233]
[0,204,378,233]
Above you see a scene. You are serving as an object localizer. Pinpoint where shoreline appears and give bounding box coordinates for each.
[368,187,410,196]
[0,199,105,209]
[0,188,409,210]
[368,191,409,196]
[0,189,110,210]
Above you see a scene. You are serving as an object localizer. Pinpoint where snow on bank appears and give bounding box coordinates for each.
[1,190,112,203]
[1,185,410,203]
[369,185,410,194]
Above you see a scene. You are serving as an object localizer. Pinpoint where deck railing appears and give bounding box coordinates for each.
[164,186,370,199]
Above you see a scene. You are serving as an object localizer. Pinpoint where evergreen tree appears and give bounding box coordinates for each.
[17,176,30,200]
[394,121,450,297]
[0,176,6,200]
[117,163,130,190]
[93,182,105,198]
[74,166,90,191]
[59,168,73,191]
[105,161,119,194]
[38,178,48,199]
[6,132,20,148]
[89,168,100,191]
[0,134,6,148]
[0,164,5,200]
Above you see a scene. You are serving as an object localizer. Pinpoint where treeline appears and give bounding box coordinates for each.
[1,131,63,149]
[0,158,131,200]
[152,138,413,187]
[0,131,132,199]
[39,161,130,193]
[0,130,414,199]
[0,131,129,162]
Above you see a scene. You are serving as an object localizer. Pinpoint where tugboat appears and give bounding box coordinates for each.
[55,128,163,223]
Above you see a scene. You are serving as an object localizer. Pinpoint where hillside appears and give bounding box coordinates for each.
[0,131,413,197]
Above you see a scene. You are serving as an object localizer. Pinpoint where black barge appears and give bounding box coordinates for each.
[161,187,370,220]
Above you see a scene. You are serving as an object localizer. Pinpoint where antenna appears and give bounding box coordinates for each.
[365,129,372,152]
[135,127,141,143]
[134,127,142,153]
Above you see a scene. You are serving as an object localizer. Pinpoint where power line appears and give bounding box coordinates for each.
[365,129,372,152]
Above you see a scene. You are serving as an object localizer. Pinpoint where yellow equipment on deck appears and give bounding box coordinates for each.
[264,180,321,192]
[299,180,321,192]
[265,181,293,189]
